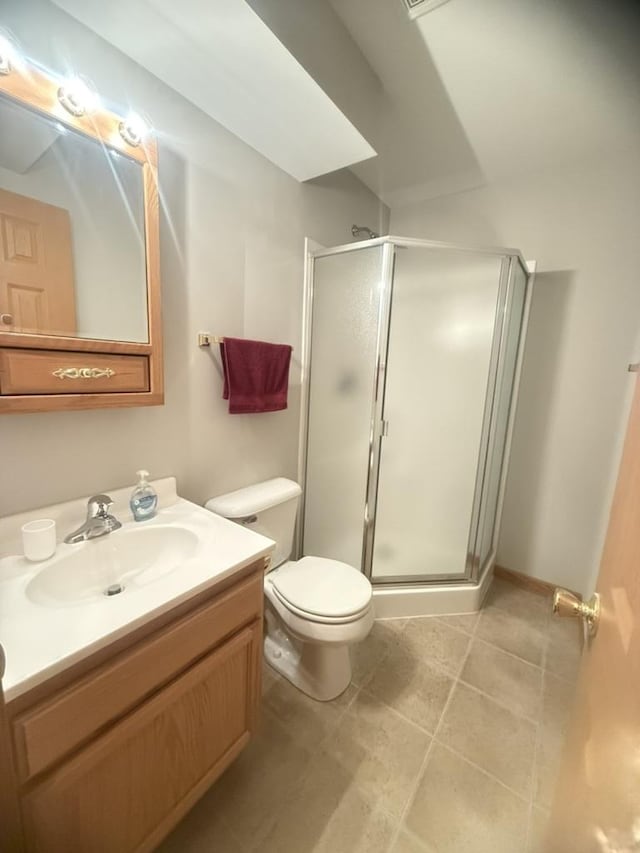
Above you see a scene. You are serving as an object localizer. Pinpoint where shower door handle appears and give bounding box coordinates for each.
[381,420,390,437]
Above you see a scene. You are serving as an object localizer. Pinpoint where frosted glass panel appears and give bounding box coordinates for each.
[477,262,527,569]
[372,248,503,581]
[303,247,384,568]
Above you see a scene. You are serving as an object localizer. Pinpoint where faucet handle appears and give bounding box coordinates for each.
[87,494,114,518]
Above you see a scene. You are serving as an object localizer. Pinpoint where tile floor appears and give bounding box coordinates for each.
[159,577,582,853]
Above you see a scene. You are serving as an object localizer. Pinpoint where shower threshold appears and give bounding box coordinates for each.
[372,560,494,619]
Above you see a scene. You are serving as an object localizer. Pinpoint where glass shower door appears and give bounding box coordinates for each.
[371,247,505,582]
[303,245,386,568]
[473,259,528,573]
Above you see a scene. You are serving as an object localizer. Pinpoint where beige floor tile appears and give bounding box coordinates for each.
[545,617,583,681]
[438,682,537,797]
[527,806,551,853]
[253,743,398,853]
[476,603,547,666]
[532,673,576,809]
[402,617,471,676]
[533,725,565,809]
[487,577,551,619]
[262,661,280,694]
[366,643,454,733]
[405,743,529,853]
[376,617,409,634]
[436,611,480,634]
[541,671,576,740]
[158,803,245,853]
[313,784,397,853]
[351,619,407,686]
[203,708,314,850]
[258,754,355,853]
[164,606,566,851]
[390,829,434,852]
[262,672,356,750]
[461,639,543,720]
[321,690,431,818]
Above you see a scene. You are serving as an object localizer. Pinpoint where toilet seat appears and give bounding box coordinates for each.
[264,575,374,647]
[268,556,372,624]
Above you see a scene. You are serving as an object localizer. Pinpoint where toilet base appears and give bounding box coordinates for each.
[264,611,352,702]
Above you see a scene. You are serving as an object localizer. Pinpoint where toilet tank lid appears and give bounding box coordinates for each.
[206,477,302,518]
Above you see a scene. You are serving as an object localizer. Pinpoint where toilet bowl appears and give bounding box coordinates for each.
[206,478,373,701]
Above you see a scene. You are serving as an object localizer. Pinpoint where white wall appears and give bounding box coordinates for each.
[391,153,640,596]
[0,0,387,518]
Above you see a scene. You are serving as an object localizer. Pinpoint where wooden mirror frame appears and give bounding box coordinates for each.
[0,55,163,414]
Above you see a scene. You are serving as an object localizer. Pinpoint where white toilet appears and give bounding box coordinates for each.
[206,478,373,701]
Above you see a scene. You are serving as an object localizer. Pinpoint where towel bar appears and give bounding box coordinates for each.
[198,333,224,347]
[198,333,293,351]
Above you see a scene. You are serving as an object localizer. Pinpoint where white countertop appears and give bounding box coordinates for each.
[0,480,274,702]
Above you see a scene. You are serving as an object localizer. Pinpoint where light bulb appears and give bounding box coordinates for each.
[118,113,149,147]
[57,77,98,117]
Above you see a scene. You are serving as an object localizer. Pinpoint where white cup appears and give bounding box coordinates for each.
[22,519,57,562]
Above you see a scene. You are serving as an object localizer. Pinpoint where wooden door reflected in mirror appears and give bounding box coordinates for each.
[0,188,77,336]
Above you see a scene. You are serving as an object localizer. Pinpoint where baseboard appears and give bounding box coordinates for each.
[494,564,557,598]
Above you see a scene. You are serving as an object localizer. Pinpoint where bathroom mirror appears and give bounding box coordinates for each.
[0,95,148,343]
[0,55,162,414]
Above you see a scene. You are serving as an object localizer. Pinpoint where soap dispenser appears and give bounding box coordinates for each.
[130,470,158,522]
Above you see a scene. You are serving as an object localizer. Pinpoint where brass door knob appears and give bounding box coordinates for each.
[1,313,13,325]
[553,588,600,637]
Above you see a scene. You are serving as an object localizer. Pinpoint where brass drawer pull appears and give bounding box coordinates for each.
[52,367,116,380]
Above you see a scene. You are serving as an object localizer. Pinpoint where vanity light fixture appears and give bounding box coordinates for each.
[57,77,98,117]
[0,34,18,75]
[118,113,149,148]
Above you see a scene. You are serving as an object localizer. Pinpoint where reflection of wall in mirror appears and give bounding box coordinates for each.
[0,133,148,343]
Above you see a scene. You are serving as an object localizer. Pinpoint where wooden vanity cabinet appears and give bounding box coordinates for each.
[1,560,266,853]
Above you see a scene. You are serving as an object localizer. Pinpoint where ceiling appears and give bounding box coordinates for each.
[328,0,640,206]
[51,0,376,182]
[0,98,61,175]
[51,0,640,207]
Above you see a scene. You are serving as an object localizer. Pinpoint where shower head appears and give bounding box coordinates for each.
[351,224,379,240]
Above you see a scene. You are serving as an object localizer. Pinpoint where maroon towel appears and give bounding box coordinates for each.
[220,337,293,414]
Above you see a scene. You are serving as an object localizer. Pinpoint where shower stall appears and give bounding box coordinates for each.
[298,236,532,617]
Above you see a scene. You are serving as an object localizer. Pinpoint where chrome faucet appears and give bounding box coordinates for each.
[64,494,122,544]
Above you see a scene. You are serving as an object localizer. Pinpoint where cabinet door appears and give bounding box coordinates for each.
[22,623,262,853]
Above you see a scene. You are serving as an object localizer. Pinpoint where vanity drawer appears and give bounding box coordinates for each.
[12,569,264,781]
[0,348,150,395]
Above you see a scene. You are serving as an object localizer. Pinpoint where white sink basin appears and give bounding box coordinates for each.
[0,483,275,701]
[26,525,199,607]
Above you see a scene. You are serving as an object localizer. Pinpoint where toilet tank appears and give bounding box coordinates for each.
[205,478,302,568]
